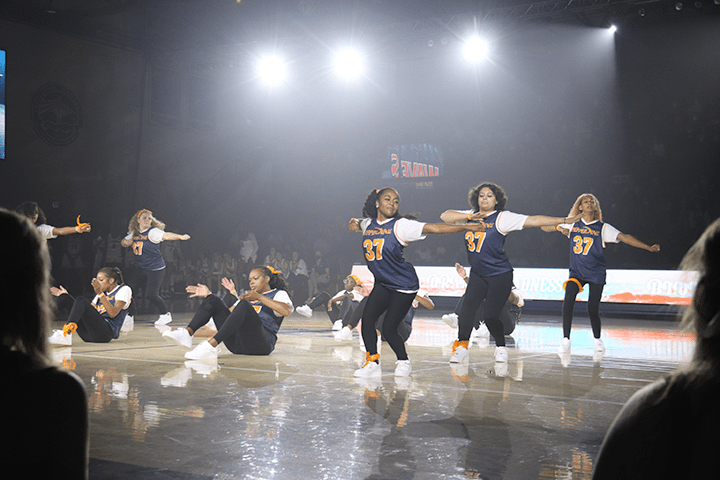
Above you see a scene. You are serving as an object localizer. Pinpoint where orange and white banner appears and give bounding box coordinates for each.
[350,265,697,305]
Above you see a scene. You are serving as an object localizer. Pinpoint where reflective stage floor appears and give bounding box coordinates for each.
[49,311,694,480]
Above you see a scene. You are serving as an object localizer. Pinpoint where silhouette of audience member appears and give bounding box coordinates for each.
[593,217,720,479]
[0,209,89,479]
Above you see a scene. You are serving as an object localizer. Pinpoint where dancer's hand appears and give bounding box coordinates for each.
[221,277,236,292]
[467,212,490,222]
[186,284,211,298]
[50,286,68,297]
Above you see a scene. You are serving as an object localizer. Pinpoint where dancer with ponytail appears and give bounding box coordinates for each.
[49,266,132,344]
[162,266,293,360]
[121,209,190,325]
[348,187,484,378]
[543,193,659,356]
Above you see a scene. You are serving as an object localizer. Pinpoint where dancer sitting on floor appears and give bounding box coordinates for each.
[162,266,293,360]
[49,266,132,345]
[296,274,369,330]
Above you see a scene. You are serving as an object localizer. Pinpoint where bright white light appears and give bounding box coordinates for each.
[256,56,286,86]
[334,49,364,80]
[608,24,618,34]
[463,36,489,64]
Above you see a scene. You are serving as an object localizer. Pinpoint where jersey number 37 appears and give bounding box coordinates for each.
[363,238,385,261]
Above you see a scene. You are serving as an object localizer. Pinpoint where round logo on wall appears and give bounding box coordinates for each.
[31,83,83,146]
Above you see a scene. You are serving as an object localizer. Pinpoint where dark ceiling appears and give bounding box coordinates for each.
[2,0,718,56]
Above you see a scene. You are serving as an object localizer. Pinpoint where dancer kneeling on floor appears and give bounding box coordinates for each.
[163,266,293,360]
[296,274,368,330]
[49,267,132,345]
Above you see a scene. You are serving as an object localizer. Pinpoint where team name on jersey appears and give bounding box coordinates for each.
[571,226,601,236]
[365,227,393,236]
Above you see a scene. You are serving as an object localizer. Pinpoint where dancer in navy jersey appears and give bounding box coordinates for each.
[348,187,484,378]
[543,193,659,355]
[441,182,582,364]
[121,209,190,325]
[48,267,132,345]
[162,266,293,360]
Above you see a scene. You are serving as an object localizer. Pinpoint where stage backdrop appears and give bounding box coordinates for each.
[350,265,697,306]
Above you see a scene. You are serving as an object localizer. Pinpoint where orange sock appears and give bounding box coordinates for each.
[63,322,78,337]
[452,340,469,353]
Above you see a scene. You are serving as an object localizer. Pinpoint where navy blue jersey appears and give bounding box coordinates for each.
[250,289,291,340]
[93,285,131,339]
[130,228,165,271]
[362,217,420,292]
[464,211,525,277]
[566,220,617,285]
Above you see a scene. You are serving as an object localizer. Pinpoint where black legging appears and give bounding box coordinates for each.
[63,294,115,343]
[361,284,416,360]
[187,294,276,355]
[453,295,516,336]
[347,297,413,342]
[458,270,514,346]
[128,267,167,314]
[562,279,604,339]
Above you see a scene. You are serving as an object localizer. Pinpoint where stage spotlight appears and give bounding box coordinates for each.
[333,49,364,81]
[608,24,618,34]
[463,36,489,64]
[256,56,286,86]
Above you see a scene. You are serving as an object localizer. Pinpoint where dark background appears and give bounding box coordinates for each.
[1,0,718,299]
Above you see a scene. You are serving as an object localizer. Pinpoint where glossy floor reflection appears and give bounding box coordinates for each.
[49,312,694,480]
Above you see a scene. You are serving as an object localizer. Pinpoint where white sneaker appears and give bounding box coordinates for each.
[494,361,509,377]
[558,337,571,354]
[510,288,525,307]
[394,376,412,390]
[185,359,219,376]
[449,345,469,363]
[206,317,217,330]
[559,352,572,368]
[450,362,469,382]
[594,338,606,352]
[473,323,490,338]
[296,305,313,317]
[332,320,343,331]
[394,360,412,377]
[442,313,459,328]
[121,315,134,333]
[161,366,192,388]
[155,312,172,325]
[354,360,381,377]
[495,346,509,363]
[162,328,193,348]
[49,329,72,346]
[185,341,218,360]
[334,326,353,341]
